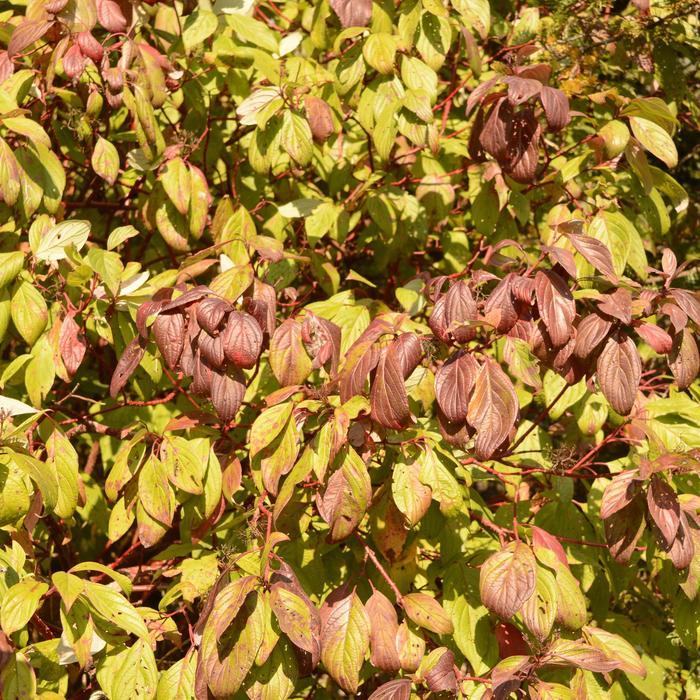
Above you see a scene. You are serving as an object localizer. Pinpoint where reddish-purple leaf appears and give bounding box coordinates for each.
[669,327,699,389]
[110,337,145,398]
[59,314,86,377]
[567,232,617,281]
[222,311,263,369]
[196,297,229,335]
[302,312,341,374]
[596,334,641,415]
[364,590,400,673]
[305,96,334,141]
[483,274,518,333]
[604,496,646,564]
[210,367,245,422]
[7,19,53,58]
[97,0,128,32]
[647,475,680,545]
[600,471,642,520]
[423,648,458,693]
[191,350,214,396]
[152,312,186,370]
[479,542,537,618]
[391,332,422,378]
[505,108,541,183]
[597,288,632,324]
[480,97,512,163]
[661,248,677,279]
[368,679,412,700]
[434,350,478,424]
[545,245,578,279]
[198,331,225,369]
[574,313,612,358]
[467,358,518,460]
[63,44,87,80]
[329,0,372,27]
[370,347,411,430]
[466,76,500,115]
[504,76,542,105]
[76,32,104,63]
[664,511,695,569]
[635,322,673,354]
[540,86,570,130]
[340,341,380,403]
[669,289,700,327]
[547,639,622,673]
[535,270,575,347]
[443,280,477,343]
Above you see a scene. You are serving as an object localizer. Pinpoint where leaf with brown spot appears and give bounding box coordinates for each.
[467,357,518,460]
[535,270,575,347]
[402,593,453,635]
[596,334,641,415]
[423,647,458,693]
[270,581,321,668]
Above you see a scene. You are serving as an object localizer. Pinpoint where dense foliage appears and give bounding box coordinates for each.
[0,0,698,697]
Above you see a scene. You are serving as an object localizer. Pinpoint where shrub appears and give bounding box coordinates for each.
[0,0,698,698]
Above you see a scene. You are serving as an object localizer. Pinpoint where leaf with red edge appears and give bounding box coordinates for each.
[535,270,575,347]
[364,590,400,673]
[329,0,372,27]
[531,525,569,569]
[391,332,422,378]
[635,322,673,354]
[110,337,145,398]
[59,314,86,377]
[600,471,642,520]
[63,44,87,80]
[269,318,313,387]
[467,357,519,460]
[368,679,412,700]
[567,232,617,282]
[540,86,570,130]
[339,318,392,402]
[7,19,53,58]
[434,350,478,424]
[479,542,536,619]
[302,312,342,374]
[647,475,680,545]
[319,587,370,694]
[422,647,458,693]
[596,334,641,415]
[669,327,700,389]
[97,0,128,32]
[317,447,371,542]
[547,639,621,673]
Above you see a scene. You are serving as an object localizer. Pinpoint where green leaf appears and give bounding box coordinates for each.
[11,279,47,345]
[629,116,678,168]
[363,33,398,74]
[320,589,370,694]
[8,449,58,512]
[0,252,25,290]
[83,581,149,638]
[182,8,219,53]
[86,247,124,296]
[92,136,120,186]
[281,111,313,165]
[34,219,90,262]
[112,639,159,700]
[1,576,48,635]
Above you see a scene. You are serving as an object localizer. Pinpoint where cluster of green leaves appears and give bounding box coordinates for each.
[0,0,698,698]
